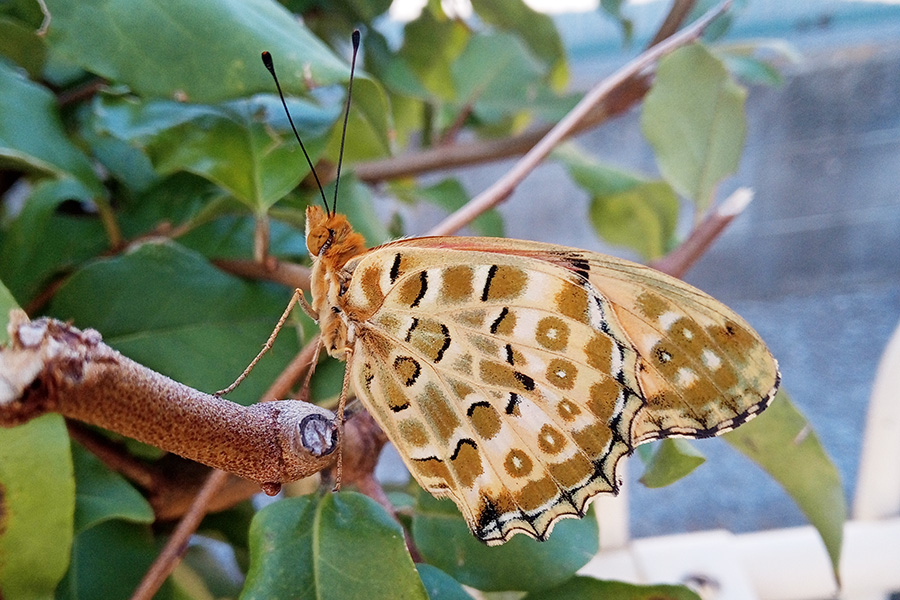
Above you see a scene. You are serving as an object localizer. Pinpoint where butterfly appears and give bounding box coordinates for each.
[234,35,780,546]
[295,205,780,545]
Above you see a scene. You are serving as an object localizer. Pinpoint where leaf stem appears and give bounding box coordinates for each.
[94,194,124,249]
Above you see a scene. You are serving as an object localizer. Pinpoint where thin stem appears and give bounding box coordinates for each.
[94,195,124,249]
[427,0,731,237]
[130,470,230,600]
[651,187,753,278]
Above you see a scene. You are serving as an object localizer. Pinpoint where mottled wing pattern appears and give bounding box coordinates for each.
[339,237,779,545]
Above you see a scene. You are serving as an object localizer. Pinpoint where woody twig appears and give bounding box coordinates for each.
[0,309,338,492]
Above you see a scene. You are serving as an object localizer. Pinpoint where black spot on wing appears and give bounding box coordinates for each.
[505,343,514,365]
[514,371,535,391]
[411,271,428,307]
[450,438,478,460]
[481,265,499,302]
[404,317,419,342]
[505,393,520,415]
[490,307,509,334]
[390,253,403,284]
[435,323,451,363]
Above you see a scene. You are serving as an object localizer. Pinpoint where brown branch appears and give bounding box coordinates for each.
[647,0,697,48]
[427,1,732,236]
[214,257,311,290]
[353,77,648,184]
[129,336,324,599]
[0,310,338,486]
[66,422,260,520]
[651,188,753,278]
[131,470,231,600]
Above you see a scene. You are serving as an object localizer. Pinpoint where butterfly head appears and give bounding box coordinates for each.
[305,205,366,268]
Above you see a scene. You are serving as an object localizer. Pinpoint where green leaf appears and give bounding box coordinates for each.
[474,0,569,89]
[589,181,679,260]
[0,279,19,336]
[328,80,394,163]
[71,443,154,533]
[416,564,475,600]
[412,491,598,592]
[0,415,75,600]
[0,179,107,306]
[413,178,504,237]
[452,33,546,124]
[92,93,336,211]
[58,520,175,600]
[0,16,48,78]
[599,0,634,43]
[725,391,846,577]
[556,145,678,260]
[638,439,706,489]
[0,62,102,194]
[242,493,428,600]
[641,44,747,211]
[47,242,303,405]
[715,40,801,87]
[45,0,350,102]
[523,576,702,600]
[389,11,469,103]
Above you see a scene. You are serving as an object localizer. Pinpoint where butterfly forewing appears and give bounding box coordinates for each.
[344,246,652,543]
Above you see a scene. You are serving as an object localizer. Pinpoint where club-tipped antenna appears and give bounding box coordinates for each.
[261,50,329,212]
[331,29,361,216]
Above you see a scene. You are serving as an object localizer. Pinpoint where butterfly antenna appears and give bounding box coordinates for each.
[261,51,329,212]
[331,29,360,217]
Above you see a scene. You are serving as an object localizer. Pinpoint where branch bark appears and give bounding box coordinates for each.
[0,310,338,490]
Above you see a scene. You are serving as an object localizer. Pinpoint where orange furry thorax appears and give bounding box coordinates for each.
[305,205,367,270]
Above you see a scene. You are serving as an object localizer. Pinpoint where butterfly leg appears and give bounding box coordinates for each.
[215,288,317,397]
[331,346,355,492]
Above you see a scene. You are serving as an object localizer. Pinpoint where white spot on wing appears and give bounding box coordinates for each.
[658,311,680,331]
[702,349,722,370]
[676,367,697,388]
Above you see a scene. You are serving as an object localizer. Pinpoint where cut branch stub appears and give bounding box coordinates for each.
[0,310,338,491]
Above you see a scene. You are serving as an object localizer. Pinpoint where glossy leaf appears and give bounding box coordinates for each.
[641,44,747,211]
[71,443,154,533]
[47,242,303,405]
[416,564,475,600]
[58,520,174,600]
[474,0,569,89]
[0,179,107,306]
[45,0,350,102]
[389,11,469,103]
[638,439,706,489]
[412,490,598,592]
[452,33,546,124]
[557,146,678,260]
[725,391,846,577]
[0,16,47,78]
[0,62,102,193]
[242,493,427,600]
[92,94,336,211]
[523,576,701,600]
[0,415,75,600]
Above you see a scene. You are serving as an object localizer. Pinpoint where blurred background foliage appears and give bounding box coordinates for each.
[0,0,844,598]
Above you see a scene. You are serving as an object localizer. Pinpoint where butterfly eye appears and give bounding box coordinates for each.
[307,226,334,256]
